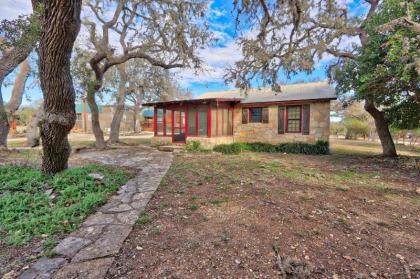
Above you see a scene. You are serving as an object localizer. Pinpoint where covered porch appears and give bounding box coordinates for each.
[143,98,240,146]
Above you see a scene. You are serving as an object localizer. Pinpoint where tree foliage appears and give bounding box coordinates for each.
[332,0,419,130]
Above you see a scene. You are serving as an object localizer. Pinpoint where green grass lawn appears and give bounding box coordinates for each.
[330,138,420,157]
[0,164,130,246]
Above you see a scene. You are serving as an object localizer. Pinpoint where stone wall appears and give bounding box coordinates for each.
[233,101,330,144]
[151,136,233,149]
[187,136,233,149]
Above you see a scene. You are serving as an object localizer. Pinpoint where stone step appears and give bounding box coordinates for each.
[157,145,184,152]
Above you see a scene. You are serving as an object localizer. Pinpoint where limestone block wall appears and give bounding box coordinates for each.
[187,136,234,149]
[233,101,330,144]
[151,136,172,146]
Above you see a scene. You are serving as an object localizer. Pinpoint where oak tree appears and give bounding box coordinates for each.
[81,0,211,148]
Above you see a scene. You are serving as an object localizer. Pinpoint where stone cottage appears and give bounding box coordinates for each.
[144,81,336,148]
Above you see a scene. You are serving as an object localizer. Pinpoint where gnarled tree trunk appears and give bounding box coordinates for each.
[7,59,31,136]
[108,64,128,143]
[26,103,43,147]
[38,0,82,174]
[87,88,106,148]
[0,91,8,148]
[364,100,397,157]
[0,47,34,147]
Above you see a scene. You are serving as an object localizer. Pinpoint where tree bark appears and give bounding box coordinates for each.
[108,64,128,143]
[0,89,9,148]
[38,0,82,174]
[87,88,106,148]
[26,103,43,147]
[8,59,31,113]
[0,47,34,147]
[364,100,397,157]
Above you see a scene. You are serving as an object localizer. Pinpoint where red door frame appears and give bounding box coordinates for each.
[171,106,187,143]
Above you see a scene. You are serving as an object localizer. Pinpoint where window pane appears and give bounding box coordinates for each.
[227,109,233,135]
[165,109,172,135]
[222,109,228,135]
[156,108,164,135]
[198,106,208,136]
[188,107,196,136]
[250,107,262,123]
[288,106,300,119]
[288,120,300,132]
[217,108,223,136]
[211,107,217,136]
[287,106,301,132]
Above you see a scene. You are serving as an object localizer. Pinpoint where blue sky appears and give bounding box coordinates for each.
[0,0,362,107]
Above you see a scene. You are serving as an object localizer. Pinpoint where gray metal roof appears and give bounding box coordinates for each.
[197,81,336,103]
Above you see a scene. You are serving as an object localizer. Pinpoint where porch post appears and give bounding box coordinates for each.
[207,102,211,138]
[171,109,175,143]
[153,106,157,136]
[185,104,188,140]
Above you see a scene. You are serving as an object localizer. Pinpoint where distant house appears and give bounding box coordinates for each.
[144,81,336,148]
[141,109,154,132]
[74,102,138,133]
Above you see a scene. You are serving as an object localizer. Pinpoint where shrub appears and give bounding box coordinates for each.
[213,141,329,155]
[185,140,211,153]
[213,142,243,154]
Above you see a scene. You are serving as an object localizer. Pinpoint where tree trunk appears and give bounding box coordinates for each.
[26,103,43,147]
[0,48,34,148]
[133,90,143,133]
[133,104,141,133]
[87,88,106,148]
[364,101,397,157]
[7,59,31,137]
[0,89,9,148]
[108,64,127,143]
[8,59,31,113]
[38,0,82,174]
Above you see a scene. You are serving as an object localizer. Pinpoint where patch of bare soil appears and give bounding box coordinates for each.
[107,152,419,279]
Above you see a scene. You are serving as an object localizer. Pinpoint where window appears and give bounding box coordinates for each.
[156,109,164,135]
[287,106,301,132]
[227,109,233,135]
[198,106,208,136]
[188,107,196,135]
[165,109,172,135]
[250,107,262,123]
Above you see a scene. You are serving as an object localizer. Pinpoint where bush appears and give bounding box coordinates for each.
[185,140,201,151]
[185,140,210,153]
[213,142,243,154]
[213,141,329,155]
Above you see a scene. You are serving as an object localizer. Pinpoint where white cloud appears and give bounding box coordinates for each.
[173,35,242,88]
[0,0,32,20]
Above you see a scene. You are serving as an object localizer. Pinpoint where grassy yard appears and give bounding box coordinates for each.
[330,138,420,157]
[0,164,131,275]
[6,135,152,149]
[107,151,419,278]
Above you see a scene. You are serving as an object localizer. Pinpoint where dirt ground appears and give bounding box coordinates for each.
[107,152,419,279]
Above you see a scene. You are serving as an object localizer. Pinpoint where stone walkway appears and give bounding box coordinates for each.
[17,146,173,279]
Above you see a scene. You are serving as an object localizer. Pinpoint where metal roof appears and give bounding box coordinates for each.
[142,109,154,117]
[198,81,336,103]
[143,81,336,106]
[143,98,241,106]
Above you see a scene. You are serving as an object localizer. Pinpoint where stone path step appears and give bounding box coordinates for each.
[17,146,173,279]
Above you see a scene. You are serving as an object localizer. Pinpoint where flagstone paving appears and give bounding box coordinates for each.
[17,146,173,279]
